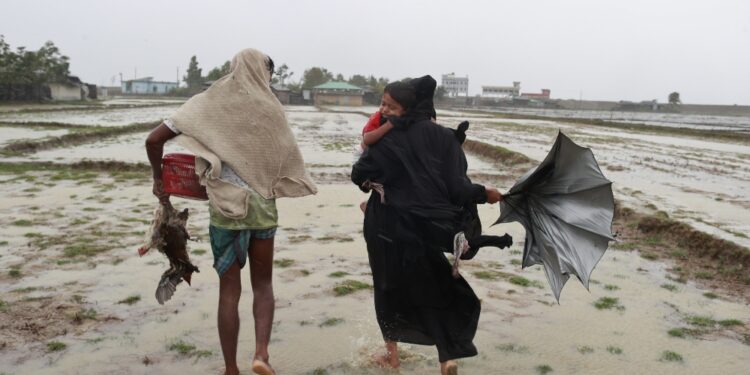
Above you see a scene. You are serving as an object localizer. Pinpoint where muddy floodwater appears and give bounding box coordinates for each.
[0,100,748,374]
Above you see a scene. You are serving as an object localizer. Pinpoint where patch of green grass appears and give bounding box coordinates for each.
[288,235,312,244]
[86,337,105,344]
[12,219,33,226]
[667,327,701,338]
[703,292,719,299]
[593,297,625,311]
[670,249,688,259]
[717,319,744,327]
[536,364,553,374]
[510,249,523,255]
[603,284,620,291]
[168,340,196,355]
[193,349,212,360]
[640,252,659,260]
[510,259,522,266]
[577,345,594,354]
[63,242,108,258]
[191,249,206,256]
[333,280,372,296]
[509,276,532,286]
[694,271,714,280]
[496,343,529,353]
[70,218,91,226]
[661,284,678,292]
[660,350,683,362]
[473,270,513,281]
[72,308,98,322]
[12,286,37,293]
[318,317,344,327]
[686,315,716,327]
[612,242,637,251]
[606,346,623,355]
[46,340,67,352]
[23,295,53,302]
[274,258,294,268]
[0,240,8,246]
[0,299,9,313]
[8,269,22,278]
[644,236,662,246]
[328,271,349,278]
[117,295,141,305]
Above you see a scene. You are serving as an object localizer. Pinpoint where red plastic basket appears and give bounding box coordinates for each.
[161,153,208,200]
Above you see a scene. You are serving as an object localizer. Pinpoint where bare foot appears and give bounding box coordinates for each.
[371,352,400,368]
[252,358,275,375]
[440,360,458,375]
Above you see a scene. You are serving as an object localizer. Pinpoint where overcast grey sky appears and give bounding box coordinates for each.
[3,0,749,104]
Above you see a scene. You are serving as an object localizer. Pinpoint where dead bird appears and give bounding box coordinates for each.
[138,202,199,304]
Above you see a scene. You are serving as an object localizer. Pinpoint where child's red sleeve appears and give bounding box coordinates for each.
[361,111,382,135]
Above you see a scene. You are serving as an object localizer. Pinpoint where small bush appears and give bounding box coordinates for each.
[593,297,624,311]
[606,346,623,355]
[660,350,683,362]
[47,341,67,352]
[333,280,371,296]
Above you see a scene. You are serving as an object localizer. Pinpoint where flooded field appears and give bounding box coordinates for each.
[0,100,748,374]
[477,107,750,133]
[0,105,180,127]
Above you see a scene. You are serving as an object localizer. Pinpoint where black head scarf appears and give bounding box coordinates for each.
[408,75,437,120]
[387,75,437,128]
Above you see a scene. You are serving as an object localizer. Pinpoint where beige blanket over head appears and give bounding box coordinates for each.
[170,48,316,199]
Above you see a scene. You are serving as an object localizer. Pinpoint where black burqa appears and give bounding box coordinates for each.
[351,75,486,362]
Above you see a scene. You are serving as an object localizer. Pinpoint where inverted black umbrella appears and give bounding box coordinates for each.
[495,131,614,301]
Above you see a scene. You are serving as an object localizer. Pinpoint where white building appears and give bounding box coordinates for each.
[48,76,87,101]
[482,82,520,98]
[121,77,178,95]
[441,73,468,97]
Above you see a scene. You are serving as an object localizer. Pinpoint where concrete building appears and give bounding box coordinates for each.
[312,81,364,106]
[48,82,82,101]
[271,84,291,105]
[121,77,178,95]
[48,76,86,101]
[520,89,551,100]
[441,73,468,97]
[482,82,521,98]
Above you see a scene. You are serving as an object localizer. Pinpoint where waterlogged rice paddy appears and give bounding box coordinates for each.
[0,100,748,374]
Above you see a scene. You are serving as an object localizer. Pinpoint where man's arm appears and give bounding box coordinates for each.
[145,123,178,204]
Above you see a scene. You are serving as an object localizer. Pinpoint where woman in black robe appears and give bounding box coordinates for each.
[351,76,502,374]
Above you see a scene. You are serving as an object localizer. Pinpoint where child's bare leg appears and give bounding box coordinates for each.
[360,201,367,213]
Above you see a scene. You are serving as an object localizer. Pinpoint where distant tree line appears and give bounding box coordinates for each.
[0,35,71,84]
[180,55,393,95]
